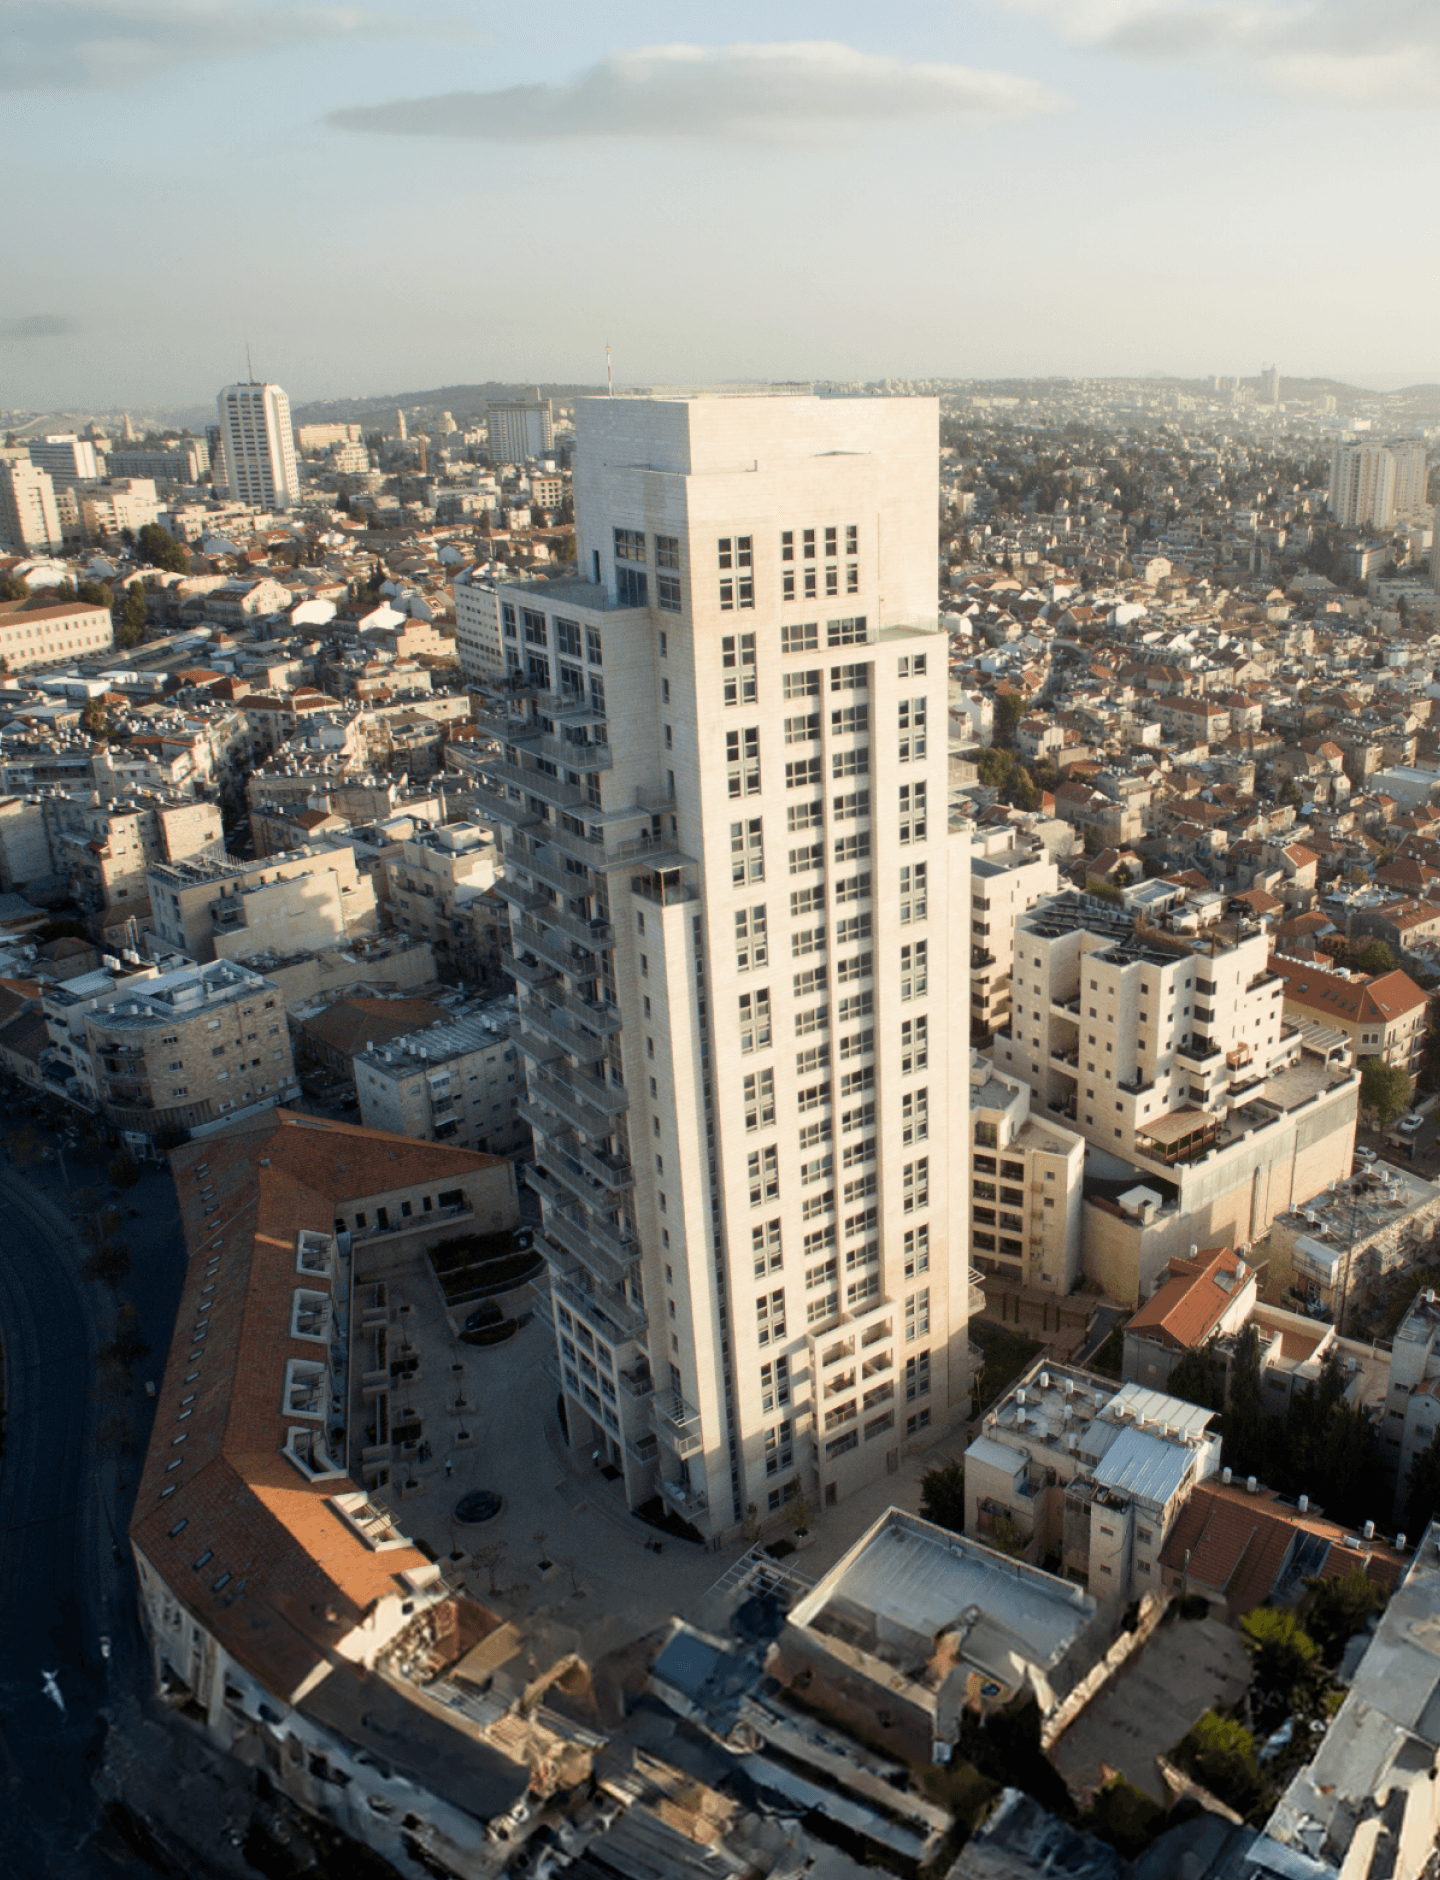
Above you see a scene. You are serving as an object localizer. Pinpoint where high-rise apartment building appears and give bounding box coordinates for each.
[1327,442,1428,530]
[478,393,973,1541]
[215,381,300,510]
[27,433,100,485]
[486,390,554,464]
[0,458,62,554]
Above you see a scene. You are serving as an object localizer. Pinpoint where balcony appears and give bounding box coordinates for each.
[618,1362,654,1402]
[548,985,623,1036]
[549,1268,648,1346]
[529,818,605,868]
[506,950,558,990]
[473,782,542,831]
[481,757,586,812]
[1177,1037,1221,1068]
[538,1056,628,1116]
[525,1065,627,1138]
[1051,996,1082,1018]
[626,1432,659,1465]
[651,1390,704,1460]
[512,919,599,980]
[528,901,615,952]
[473,710,540,745]
[631,872,697,906]
[539,1205,637,1288]
[661,1477,707,1514]
[969,1266,988,1315]
[508,842,593,899]
[513,1005,607,1065]
[1049,1049,1079,1071]
[529,731,613,772]
[1117,1073,1155,1095]
[600,830,695,870]
[492,877,548,917]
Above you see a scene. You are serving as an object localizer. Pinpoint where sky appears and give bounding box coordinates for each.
[5,0,1440,411]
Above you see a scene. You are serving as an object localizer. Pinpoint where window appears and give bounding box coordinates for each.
[787,800,823,834]
[792,924,826,958]
[827,615,867,646]
[898,696,927,762]
[904,1225,930,1278]
[757,1289,786,1345]
[903,1157,929,1211]
[845,1203,878,1240]
[785,712,820,744]
[842,1099,875,1135]
[831,704,868,736]
[786,755,823,790]
[726,727,760,796]
[839,1027,874,1062]
[731,817,764,884]
[760,1356,791,1412]
[739,988,771,1053]
[586,627,603,664]
[753,1219,783,1276]
[722,633,756,706]
[847,1273,880,1309]
[522,607,547,645]
[796,1042,830,1076]
[900,940,928,1001]
[783,668,820,700]
[748,1145,779,1206]
[790,855,824,890]
[781,622,818,653]
[839,1065,874,1100]
[901,1015,928,1075]
[502,601,517,638]
[826,1428,859,1460]
[555,617,582,658]
[899,781,927,844]
[837,951,872,984]
[835,872,870,905]
[836,912,871,947]
[902,1087,929,1144]
[831,661,867,692]
[614,527,646,562]
[833,789,870,821]
[798,1088,832,1123]
[833,833,870,870]
[900,861,928,925]
[793,963,826,1000]
[897,653,927,679]
[905,1288,930,1342]
[743,1068,775,1132]
[735,904,767,971]
[800,1152,834,1186]
[795,1002,827,1036]
[905,1350,931,1400]
[781,530,794,561]
[832,746,869,778]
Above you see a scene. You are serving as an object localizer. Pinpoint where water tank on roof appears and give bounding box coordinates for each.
[1298,1494,1309,1513]
[1247,1475,1258,1494]
[1364,1520,1375,1541]
[1039,1371,1050,1390]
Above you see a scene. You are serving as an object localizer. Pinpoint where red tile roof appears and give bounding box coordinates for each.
[1127,1247,1252,1351]
[1271,956,1428,1024]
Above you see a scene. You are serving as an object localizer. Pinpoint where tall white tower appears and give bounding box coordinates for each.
[215,381,299,511]
[479,393,977,1544]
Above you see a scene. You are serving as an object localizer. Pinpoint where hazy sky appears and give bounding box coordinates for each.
[5,0,1439,411]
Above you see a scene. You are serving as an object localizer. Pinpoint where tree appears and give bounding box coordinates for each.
[993,692,1024,751]
[118,581,147,648]
[1240,1607,1319,1697]
[82,1238,132,1297]
[1222,1324,1271,1481]
[919,1460,966,1534]
[76,580,112,608]
[1303,1569,1388,1666]
[1404,1427,1440,1541]
[1173,1711,1264,1818]
[1417,996,1440,1094]
[0,574,25,601]
[136,522,188,573]
[1166,1343,1226,1412]
[1360,1055,1411,1132]
[108,1153,141,1191]
[1358,940,1398,976]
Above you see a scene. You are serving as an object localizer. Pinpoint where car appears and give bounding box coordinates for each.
[1397,1115,1425,1136]
[1355,1147,1377,1164]
[464,1301,503,1332]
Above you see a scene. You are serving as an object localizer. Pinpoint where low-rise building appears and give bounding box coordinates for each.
[381,819,498,978]
[43,791,223,940]
[82,957,299,1141]
[298,993,448,1074]
[1384,1289,1440,1522]
[772,1507,1102,1765]
[964,1365,1222,1601]
[146,845,378,963]
[1272,953,1428,1077]
[1262,1160,1440,1322]
[1121,1245,1258,1392]
[0,597,114,672]
[355,1001,523,1156]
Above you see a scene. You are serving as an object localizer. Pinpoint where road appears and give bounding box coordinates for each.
[0,1152,186,1880]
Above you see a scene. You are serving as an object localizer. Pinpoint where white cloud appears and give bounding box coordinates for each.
[0,0,448,91]
[327,40,1058,144]
[1003,0,1440,107]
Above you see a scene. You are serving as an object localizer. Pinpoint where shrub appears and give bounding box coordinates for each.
[1240,1607,1319,1697]
[1172,1711,1264,1818]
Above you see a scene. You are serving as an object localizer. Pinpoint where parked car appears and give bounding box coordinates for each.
[1397,1114,1424,1136]
[464,1301,504,1332]
[1355,1147,1377,1164]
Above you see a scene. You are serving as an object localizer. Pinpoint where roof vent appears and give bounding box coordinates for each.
[1189,1243,1199,1258]
[1298,1494,1309,1514]
[1364,1520,1375,1541]
[1015,1387,1025,1406]
[1246,1475,1258,1494]
[1397,1532,1407,1551]
[1039,1371,1050,1390]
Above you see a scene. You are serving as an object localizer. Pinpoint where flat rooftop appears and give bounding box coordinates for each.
[789,1508,1096,1698]
[1277,1160,1440,1247]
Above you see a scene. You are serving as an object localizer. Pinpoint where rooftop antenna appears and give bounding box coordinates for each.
[246,338,255,384]
[606,341,613,398]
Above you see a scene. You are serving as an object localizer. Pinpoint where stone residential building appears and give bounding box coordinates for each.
[0,459,62,555]
[483,391,973,1543]
[1384,1289,1440,1522]
[1120,1245,1258,1393]
[1271,954,1428,1078]
[355,1002,524,1156]
[969,1056,1085,1295]
[298,994,448,1076]
[45,793,224,939]
[970,827,1059,1043]
[380,818,499,979]
[82,957,300,1141]
[0,596,114,672]
[146,845,378,963]
[965,1365,1222,1602]
[129,1112,537,1880]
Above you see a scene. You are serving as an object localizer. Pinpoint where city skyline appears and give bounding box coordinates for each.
[5,0,1439,408]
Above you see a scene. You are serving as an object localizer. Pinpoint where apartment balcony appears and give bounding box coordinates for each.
[473,782,542,831]
[481,757,587,812]
[526,902,614,953]
[493,877,549,917]
[506,949,558,990]
[529,731,613,773]
[539,1205,637,1289]
[969,1265,988,1317]
[1049,1049,1079,1072]
[472,710,540,745]
[618,1362,654,1403]
[549,1267,648,1347]
[512,918,600,981]
[548,985,623,1036]
[631,871,698,907]
[1117,1073,1155,1096]
[538,1055,628,1117]
[512,1004,608,1064]
[508,842,594,900]
[1051,996,1082,1018]
[660,1476,707,1515]
[626,1432,659,1466]
[1177,1036,1221,1068]
[600,829,695,870]
[529,818,605,869]
[524,1065,627,1139]
[650,1390,704,1460]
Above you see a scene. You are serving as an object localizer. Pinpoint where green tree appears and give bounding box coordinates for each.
[76,580,112,607]
[1303,1569,1389,1666]
[1083,1777,1165,1859]
[1359,940,1398,976]
[136,521,189,573]
[993,692,1024,751]
[1360,1055,1411,1131]
[0,573,25,600]
[1166,1343,1226,1412]
[118,581,147,648]
[82,1238,133,1296]
[1404,1426,1440,1541]
[1240,1607,1319,1696]
[1222,1324,1272,1481]
[919,1460,966,1534]
[1173,1711,1264,1818]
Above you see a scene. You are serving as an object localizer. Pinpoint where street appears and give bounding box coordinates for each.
[0,1146,187,1880]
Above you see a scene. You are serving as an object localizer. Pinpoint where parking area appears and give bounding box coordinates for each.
[1048,1612,1252,1806]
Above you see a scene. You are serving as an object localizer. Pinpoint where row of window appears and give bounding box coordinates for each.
[728,788,926,886]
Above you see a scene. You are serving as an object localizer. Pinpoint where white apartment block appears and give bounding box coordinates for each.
[486,395,553,464]
[970,827,1059,1043]
[27,433,100,485]
[480,393,972,1543]
[355,1005,524,1155]
[216,382,300,511]
[1329,443,1399,530]
[146,845,378,963]
[0,597,113,672]
[970,1056,1085,1295]
[451,566,505,682]
[0,459,62,554]
[79,477,161,543]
